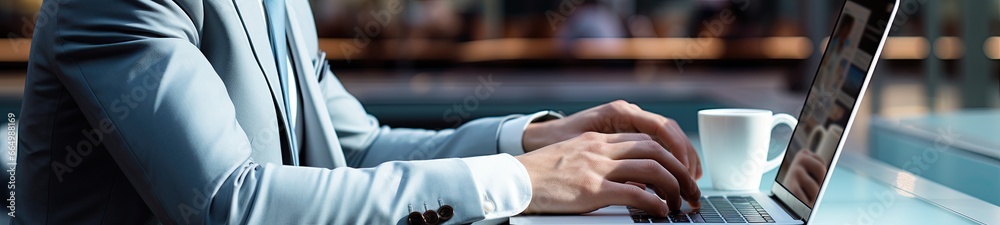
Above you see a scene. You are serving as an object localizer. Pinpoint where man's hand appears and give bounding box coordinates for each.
[523,100,702,179]
[781,150,827,206]
[516,132,702,216]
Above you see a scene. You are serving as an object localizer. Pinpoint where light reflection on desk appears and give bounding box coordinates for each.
[893,172,917,198]
[692,138,997,225]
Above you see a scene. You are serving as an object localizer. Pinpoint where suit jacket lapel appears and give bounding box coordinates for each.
[232,0,297,165]
[286,4,348,168]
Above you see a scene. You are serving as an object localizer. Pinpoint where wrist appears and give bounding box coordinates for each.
[513,154,541,214]
[519,110,566,153]
[521,122,549,152]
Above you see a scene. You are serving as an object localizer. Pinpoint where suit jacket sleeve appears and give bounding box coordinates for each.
[317,71,528,167]
[40,0,529,224]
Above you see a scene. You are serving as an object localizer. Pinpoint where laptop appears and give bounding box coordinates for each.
[510,0,900,224]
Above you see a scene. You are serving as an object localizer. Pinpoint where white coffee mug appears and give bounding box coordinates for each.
[698,109,797,191]
[807,124,844,163]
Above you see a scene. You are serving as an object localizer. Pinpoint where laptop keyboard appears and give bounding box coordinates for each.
[628,196,775,223]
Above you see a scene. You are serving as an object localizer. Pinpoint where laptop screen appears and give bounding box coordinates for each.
[774,0,897,209]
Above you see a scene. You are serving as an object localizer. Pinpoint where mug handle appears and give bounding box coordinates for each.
[807,126,828,152]
[763,113,798,172]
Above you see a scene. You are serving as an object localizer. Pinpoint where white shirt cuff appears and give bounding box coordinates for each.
[460,154,532,220]
[498,111,563,156]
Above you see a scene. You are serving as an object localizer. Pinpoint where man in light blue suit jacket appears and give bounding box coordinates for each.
[17,0,704,224]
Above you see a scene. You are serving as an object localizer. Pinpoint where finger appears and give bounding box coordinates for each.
[792,167,820,202]
[625,181,647,190]
[807,148,827,163]
[605,159,682,211]
[796,151,828,181]
[597,132,656,143]
[626,109,694,170]
[664,123,694,174]
[600,181,670,217]
[605,140,701,208]
[680,134,703,179]
[662,117,691,168]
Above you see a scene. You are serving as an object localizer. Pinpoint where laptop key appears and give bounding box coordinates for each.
[703,218,726,223]
[688,213,705,223]
[701,216,722,221]
[727,220,748,223]
[725,218,747,223]
[650,217,671,223]
[670,215,690,223]
[632,216,651,223]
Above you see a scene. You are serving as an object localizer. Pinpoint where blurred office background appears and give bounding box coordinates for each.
[1,0,999,222]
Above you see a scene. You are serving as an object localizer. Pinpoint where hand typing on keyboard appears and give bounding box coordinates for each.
[516,131,702,217]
